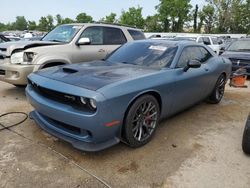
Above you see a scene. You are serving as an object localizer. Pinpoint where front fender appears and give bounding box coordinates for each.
[33,55,71,71]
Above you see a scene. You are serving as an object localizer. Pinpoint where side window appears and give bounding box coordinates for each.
[198,37,203,43]
[128,30,146,40]
[211,37,219,44]
[203,37,211,45]
[80,26,103,45]
[198,47,213,63]
[177,47,203,68]
[103,27,127,45]
[0,38,2,42]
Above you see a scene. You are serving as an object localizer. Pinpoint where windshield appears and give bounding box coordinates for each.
[107,42,177,68]
[42,25,82,43]
[227,40,250,52]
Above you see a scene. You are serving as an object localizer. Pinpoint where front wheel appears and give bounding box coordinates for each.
[123,95,160,148]
[207,74,226,104]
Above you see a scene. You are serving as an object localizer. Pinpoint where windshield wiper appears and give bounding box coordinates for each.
[47,39,64,43]
[121,61,137,65]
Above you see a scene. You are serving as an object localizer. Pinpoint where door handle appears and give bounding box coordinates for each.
[98,49,105,53]
[205,68,209,72]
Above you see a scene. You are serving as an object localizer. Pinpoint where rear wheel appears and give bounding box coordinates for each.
[242,119,250,155]
[123,95,160,148]
[207,74,226,104]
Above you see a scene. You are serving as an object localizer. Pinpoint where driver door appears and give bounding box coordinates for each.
[170,46,211,114]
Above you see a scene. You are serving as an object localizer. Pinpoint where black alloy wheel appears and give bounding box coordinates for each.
[207,74,226,104]
[124,95,160,148]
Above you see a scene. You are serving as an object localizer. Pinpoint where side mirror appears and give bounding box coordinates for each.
[183,60,201,72]
[77,37,91,45]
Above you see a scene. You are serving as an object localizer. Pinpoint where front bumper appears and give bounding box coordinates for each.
[0,63,36,85]
[25,77,122,152]
[29,111,120,152]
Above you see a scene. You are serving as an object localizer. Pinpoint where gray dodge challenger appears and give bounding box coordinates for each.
[26,40,232,151]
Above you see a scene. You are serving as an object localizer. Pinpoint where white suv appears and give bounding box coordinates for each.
[174,35,221,55]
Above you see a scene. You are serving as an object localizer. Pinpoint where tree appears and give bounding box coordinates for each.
[55,14,63,26]
[38,17,48,31]
[119,6,145,29]
[193,4,199,32]
[101,13,117,23]
[28,21,37,30]
[47,15,54,31]
[62,18,75,24]
[76,13,93,23]
[15,16,28,30]
[0,23,8,32]
[144,15,162,32]
[156,0,192,32]
[202,4,215,33]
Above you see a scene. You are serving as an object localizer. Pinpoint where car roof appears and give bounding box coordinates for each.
[60,23,142,31]
[133,39,199,47]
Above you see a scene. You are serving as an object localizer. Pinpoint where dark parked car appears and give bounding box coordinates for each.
[242,114,250,155]
[221,39,250,73]
[0,34,10,43]
[26,40,231,151]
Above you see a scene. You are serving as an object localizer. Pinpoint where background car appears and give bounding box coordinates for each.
[0,23,145,86]
[26,40,231,152]
[173,35,222,55]
[242,113,250,154]
[0,34,10,43]
[221,38,250,74]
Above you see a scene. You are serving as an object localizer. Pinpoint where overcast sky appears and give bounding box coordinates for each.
[0,0,206,24]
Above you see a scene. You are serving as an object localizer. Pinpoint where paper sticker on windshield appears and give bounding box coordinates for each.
[149,45,167,51]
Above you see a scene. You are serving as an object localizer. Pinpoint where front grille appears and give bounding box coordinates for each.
[29,79,78,104]
[28,79,94,112]
[45,115,81,135]
[0,69,5,75]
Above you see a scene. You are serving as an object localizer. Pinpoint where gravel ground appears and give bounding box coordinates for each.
[0,81,249,188]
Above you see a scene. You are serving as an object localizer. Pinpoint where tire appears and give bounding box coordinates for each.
[242,117,250,155]
[207,74,226,104]
[123,95,160,148]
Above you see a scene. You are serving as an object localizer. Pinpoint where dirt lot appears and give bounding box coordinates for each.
[0,81,250,188]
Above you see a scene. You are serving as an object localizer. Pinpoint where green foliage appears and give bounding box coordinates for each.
[28,21,37,30]
[55,14,63,26]
[193,4,199,32]
[144,15,162,32]
[101,13,117,23]
[0,2,249,34]
[15,16,28,30]
[119,7,145,29]
[156,0,192,32]
[76,13,93,23]
[46,15,54,31]
[62,18,75,24]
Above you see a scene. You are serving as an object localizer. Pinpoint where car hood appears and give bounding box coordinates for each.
[221,51,250,61]
[0,40,60,56]
[36,61,160,91]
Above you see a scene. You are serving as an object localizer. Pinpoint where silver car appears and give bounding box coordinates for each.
[0,23,145,86]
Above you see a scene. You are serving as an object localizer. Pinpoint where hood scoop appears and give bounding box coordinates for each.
[62,67,78,73]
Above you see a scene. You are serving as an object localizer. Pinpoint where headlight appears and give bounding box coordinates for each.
[89,99,97,110]
[10,52,24,64]
[23,52,36,63]
[79,97,97,110]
